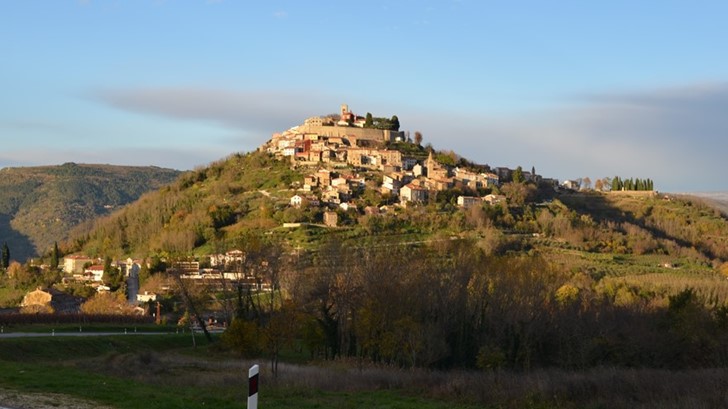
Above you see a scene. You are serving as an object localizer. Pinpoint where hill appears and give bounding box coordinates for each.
[61,145,728,371]
[7,109,722,374]
[68,146,728,271]
[0,163,180,261]
[69,152,302,258]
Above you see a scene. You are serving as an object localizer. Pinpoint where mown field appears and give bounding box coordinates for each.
[1,331,728,409]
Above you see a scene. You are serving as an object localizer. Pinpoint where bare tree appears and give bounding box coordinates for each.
[414,131,423,146]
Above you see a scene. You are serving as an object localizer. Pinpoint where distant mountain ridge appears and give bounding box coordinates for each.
[0,163,181,261]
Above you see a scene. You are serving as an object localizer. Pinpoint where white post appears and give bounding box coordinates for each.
[247,364,259,409]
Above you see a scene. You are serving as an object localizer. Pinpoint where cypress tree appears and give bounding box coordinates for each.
[51,241,60,270]
[612,176,621,191]
[1,242,9,269]
[390,115,400,131]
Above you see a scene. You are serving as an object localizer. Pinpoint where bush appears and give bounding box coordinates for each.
[221,318,262,357]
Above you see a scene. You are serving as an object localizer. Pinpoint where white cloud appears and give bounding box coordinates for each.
[406,83,728,192]
[93,87,336,136]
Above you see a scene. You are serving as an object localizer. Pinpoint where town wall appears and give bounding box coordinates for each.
[297,124,402,142]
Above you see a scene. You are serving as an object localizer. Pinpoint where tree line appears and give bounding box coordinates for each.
[221,238,728,372]
[611,176,654,191]
[363,112,400,131]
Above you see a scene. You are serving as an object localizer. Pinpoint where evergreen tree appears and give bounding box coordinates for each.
[611,176,621,191]
[512,166,525,184]
[364,112,373,128]
[51,242,59,270]
[103,256,124,291]
[1,242,9,269]
[390,115,400,131]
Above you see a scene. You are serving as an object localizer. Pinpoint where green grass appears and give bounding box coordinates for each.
[0,334,480,409]
[0,359,239,409]
[0,359,480,409]
[0,333,194,363]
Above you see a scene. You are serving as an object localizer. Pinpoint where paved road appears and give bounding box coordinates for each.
[0,331,170,338]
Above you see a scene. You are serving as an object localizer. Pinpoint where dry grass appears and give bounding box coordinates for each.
[81,352,728,409]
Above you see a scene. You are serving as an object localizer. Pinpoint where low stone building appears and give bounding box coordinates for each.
[20,288,85,314]
[323,211,338,227]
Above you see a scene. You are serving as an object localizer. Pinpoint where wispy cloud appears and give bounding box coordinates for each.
[93,87,336,135]
[90,83,728,192]
[273,10,287,19]
[410,82,728,192]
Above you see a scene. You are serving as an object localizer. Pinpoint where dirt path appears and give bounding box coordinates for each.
[0,389,113,409]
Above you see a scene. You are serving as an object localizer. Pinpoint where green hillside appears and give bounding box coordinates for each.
[60,147,728,370]
[0,163,180,261]
[68,149,728,278]
[70,152,302,258]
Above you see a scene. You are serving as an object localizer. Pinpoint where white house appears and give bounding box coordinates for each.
[290,194,304,207]
[484,194,506,205]
[210,250,245,268]
[137,291,158,303]
[84,265,105,282]
[400,183,428,203]
[457,196,483,209]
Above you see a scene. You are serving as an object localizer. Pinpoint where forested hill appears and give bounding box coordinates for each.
[0,163,180,261]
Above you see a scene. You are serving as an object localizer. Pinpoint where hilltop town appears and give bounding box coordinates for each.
[9,104,664,314]
[263,104,555,214]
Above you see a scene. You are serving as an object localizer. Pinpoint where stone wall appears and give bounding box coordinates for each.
[297,124,402,142]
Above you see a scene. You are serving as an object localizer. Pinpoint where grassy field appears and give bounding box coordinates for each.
[0,333,479,409]
[2,332,728,408]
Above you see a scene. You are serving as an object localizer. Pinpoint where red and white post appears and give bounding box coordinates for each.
[248,364,259,409]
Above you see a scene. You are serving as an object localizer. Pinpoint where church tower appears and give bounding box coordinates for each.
[425,150,436,176]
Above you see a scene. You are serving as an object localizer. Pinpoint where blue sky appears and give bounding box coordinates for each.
[2,1,728,192]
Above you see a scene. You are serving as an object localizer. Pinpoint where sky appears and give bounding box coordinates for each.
[2,1,728,192]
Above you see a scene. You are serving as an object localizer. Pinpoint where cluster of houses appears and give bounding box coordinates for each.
[58,250,270,304]
[379,151,503,203]
[20,251,260,314]
[286,149,513,215]
[265,104,563,215]
[62,254,142,293]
